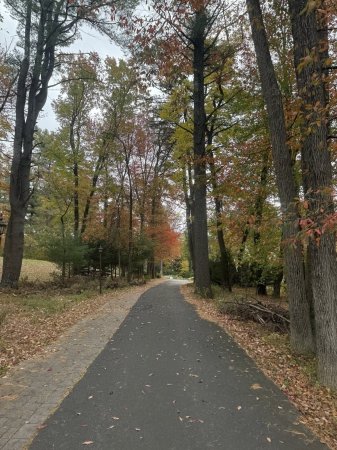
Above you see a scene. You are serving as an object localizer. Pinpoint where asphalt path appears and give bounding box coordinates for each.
[30,280,327,449]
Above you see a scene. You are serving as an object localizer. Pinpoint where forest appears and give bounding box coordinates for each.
[0,0,337,391]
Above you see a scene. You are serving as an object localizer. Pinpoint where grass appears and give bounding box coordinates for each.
[0,259,102,375]
[0,257,82,315]
[0,259,151,376]
[6,290,96,314]
[0,257,59,283]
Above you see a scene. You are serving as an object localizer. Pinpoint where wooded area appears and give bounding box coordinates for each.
[1,0,337,389]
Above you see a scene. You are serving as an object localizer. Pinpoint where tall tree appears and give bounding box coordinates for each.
[190,5,212,296]
[246,0,314,354]
[1,0,136,286]
[288,0,337,388]
[53,54,99,240]
[134,0,241,296]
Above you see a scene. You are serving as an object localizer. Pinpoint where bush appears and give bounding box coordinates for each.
[179,270,193,279]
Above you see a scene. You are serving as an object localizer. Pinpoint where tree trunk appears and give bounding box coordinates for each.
[73,160,80,237]
[207,126,232,291]
[69,113,80,240]
[191,8,212,297]
[148,193,158,279]
[288,0,337,387]
[256,282,267,296]
[61,228,66,283]
[247,0,314,354]
[1,0,53,286]
[210,170,232,292]
[252,151,270,296]
[1,1,112,286]
[272,270,283,298]
[127,178,133,283]
[305,245,315,338]
[182,159,195,273]
[81,154,105,235]
[2,205,26,287]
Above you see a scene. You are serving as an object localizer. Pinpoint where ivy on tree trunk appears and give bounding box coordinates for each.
[288,0,337,389]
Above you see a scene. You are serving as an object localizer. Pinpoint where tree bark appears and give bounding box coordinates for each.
[272,270,283,298]
[1,0,53,286]
[81,154,106,236]
[253,149,270,295]
[247,0,314,354]
[182,157,195,273]
[288,0,337,387]
[191,8,212,297]
[208,147,232,292]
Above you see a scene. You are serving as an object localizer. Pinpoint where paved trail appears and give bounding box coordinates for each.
[30,281,327,449]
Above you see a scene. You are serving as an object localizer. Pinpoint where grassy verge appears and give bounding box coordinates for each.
[0,258,146,376]
[0,257,59,283]
[181,284,337,450]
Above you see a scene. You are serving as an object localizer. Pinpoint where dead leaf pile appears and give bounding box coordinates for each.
[181,285,337,450]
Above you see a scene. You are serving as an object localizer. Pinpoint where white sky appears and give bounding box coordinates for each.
[0,1,125,131]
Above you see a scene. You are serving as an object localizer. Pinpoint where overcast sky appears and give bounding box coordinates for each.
[0,2,125,131]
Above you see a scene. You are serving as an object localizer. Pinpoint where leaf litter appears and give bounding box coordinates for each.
[0,281,161,374]
[181,284,337,450]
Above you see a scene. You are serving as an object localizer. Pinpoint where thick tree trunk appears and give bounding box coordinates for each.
[288,0,337,388]
[1,0,58,286]
[191,8,212,297]
[2,205,25,287]
[2,1,33,285]
[247,0,314,354]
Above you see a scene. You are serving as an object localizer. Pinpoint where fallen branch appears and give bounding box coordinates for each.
[219,297,290,333]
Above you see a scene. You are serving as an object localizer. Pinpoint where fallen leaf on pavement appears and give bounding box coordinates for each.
[251,383,262,390]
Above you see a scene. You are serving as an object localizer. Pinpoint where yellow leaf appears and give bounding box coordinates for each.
[251,383,262,390]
